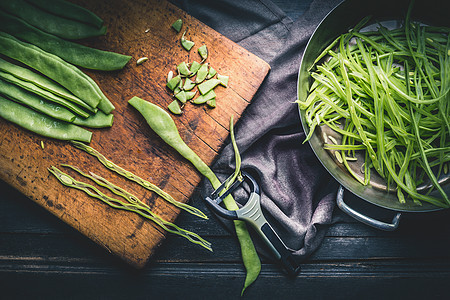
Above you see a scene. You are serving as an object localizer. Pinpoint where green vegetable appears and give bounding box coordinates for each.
[175,91,187,103]
[192,89,216,104]
[0,32,104,110]
[183,78,196,91]
[0,95,92,142]
[0,70,91,118]
[25,0,104,29]
[0,77,76,123]
[177,61,192,77]
[171,19,183,33]
[189,61,202,75]
[127,96,260,295]
[48,165,212,251]
[0,0,106,39]
[195,63,208,84]
[198,79,221,95]
[181,29,195,51]
[206,99,216,108]
[168,99,182,114]
[207,67,217,79]
[300,6,450,207]
[198,45,208,62]
[167,75,181,91]
[71,141,208,219]
[73,111,114,128]
[0,11,131,71]
[0,57,93,109]
[217,74,229,87]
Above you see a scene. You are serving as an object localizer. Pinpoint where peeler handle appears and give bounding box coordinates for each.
[236,192,300,277]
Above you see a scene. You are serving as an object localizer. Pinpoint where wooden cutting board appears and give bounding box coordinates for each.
[0,0,270,268]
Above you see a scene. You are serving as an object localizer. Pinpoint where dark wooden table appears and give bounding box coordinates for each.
[1,1,450,299]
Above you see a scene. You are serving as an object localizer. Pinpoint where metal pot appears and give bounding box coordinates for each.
[297,0,449,230]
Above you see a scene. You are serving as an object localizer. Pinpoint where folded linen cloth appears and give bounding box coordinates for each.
[170,0,346,262]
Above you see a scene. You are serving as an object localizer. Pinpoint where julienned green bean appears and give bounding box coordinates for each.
[300,5,449,207]
[0,70,91,118]
[0,57,91,107]
[0,32,103,110]
[0,0,106,40]
[0,77,76,123]
[0,95,92,142]
[70,141,208,220]
[26,0,104,29]
[0,11,131,71]
[127,96,261,294]
[48,165,212,251]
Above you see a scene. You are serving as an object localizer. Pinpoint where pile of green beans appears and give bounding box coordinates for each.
[128,96,260,295]
[0,0,132,142]
[299,4,449,207]
[165,19,229,115]
[48,165,212,251]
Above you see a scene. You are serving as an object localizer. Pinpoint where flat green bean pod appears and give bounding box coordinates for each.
[0,95,92,142]
[0,12,131,71]
[0,0,106,40]
[0,57,93,111]
[127,96,260,295]
[0,33,103,110]
[73,111,114,128]
[26,0,104,29]
[0,71,91,118]
[0,77,76,123]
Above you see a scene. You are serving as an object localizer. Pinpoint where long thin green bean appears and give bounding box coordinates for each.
[48,165,212,251]
[70,141,208,220]
[300,2,449,207]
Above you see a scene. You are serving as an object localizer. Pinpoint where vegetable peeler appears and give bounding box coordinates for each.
[205,171,301,276]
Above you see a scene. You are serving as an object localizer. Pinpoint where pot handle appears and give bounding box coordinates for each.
[336,185,401,231]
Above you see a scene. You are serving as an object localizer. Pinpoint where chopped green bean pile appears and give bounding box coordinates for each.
[299,5,449,207]
[165,19,229,115]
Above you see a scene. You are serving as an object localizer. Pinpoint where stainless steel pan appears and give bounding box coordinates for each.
[297,0,449,229]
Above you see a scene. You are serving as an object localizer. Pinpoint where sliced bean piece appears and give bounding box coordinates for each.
[181,30,194,51]
[195,63,208,84]
[207,67,217,79]
[0,0,106,39]
[177,61,192,77]
[0,71,90,118]
[198,79,221,95]
[185,91,197,101]
[73,111,114,128]
[0,57,92,109]
[192,89,216,104]
[175,90,187,103]
[0,95,92,142]
[198,45,208,61]
[206,99,216,108]
[168,100,182,115]
[0,33,103,109]
[167,75,181,91]
[183,78,196,91]
[26,0,104,29]
[167,71,174,83]
[0,77,76,122]
[189,61,201,75]
[171,19,183,33]
[217,74,229,87]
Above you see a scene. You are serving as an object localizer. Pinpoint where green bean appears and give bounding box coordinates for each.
[207,67,217,79]
[175,91,187,104]
[198,79,221,95]
[0,12,131,71]
[0,32,103,110]
[0,70,90,118]
[0,95,92,142]
[177,61,192,77]
[167,75,181,91]
[217,74,229,87]
[192,89,215,104]
[48,165,212,251]
[171,19,183,33]
[70,140,208,220]
[0,77,76,122]
[181,29,194,51]
[26,0,104,29]
[127,96,260,294]
[183,78,196,91]
[168,100,182,115]
[195,63,208,84]
[73,111,114,128]
[198,45,208,62]
[0,0,106,39]
[189,61,202,74]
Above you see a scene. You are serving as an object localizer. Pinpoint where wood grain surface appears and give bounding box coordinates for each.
[0,0,270,268]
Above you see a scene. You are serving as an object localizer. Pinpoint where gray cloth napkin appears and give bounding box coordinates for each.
[170,0,346,263]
